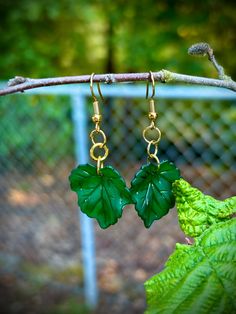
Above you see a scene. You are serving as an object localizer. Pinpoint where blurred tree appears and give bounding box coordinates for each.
[0,0,235,79]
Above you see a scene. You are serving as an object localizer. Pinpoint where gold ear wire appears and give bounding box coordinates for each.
[90,73,97,103]
[146,71,155,99]
[146,71,157,121]
[90,73,103,127]
[90,73,105,105]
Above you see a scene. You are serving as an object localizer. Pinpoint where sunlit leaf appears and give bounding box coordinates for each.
[145,219,236,314]
[173,178,236,237]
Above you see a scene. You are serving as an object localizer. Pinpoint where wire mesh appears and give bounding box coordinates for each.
[0,90,235,313]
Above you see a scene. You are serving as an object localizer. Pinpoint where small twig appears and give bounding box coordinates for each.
[188,42,231,80]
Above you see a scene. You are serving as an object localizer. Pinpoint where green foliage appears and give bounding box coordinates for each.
[130,161,180,227]
[173,178,236,237]
[0,1,235,78]
[69,164,132,228]
[145,218,236,314]
[0,95,73,169]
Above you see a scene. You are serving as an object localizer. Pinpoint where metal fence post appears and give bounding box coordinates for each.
[71,94,98,308]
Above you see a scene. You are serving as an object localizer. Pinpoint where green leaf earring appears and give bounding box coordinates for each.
[69,73,131,229]
[130,72,180,228]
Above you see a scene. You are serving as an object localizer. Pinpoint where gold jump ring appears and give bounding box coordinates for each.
[143,125,161,144]
[90,143,109,161]
[90,129,107,145]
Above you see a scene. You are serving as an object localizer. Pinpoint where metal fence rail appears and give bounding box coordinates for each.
[0,84,235,313]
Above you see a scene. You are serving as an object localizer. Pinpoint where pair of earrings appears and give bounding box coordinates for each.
[69,72,180,229]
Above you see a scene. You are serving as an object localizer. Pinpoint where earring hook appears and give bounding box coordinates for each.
[146,71,155,99]
[90,73,97,102]
[90,73,105,103]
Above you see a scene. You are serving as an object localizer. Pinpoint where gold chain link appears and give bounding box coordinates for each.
[143,120,161,165]
[143,124,161,144]
[89,117,109,173]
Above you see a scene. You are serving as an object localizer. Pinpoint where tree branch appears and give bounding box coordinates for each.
[0,70,235,96]
[0,42,235,96]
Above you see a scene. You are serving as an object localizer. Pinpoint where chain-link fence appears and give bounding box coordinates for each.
[0,85,235,314]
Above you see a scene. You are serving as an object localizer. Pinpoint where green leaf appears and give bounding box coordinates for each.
[130,161,180,228]
[145,219,236,314]
[69,164,131,229]
[173,178,236,237]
